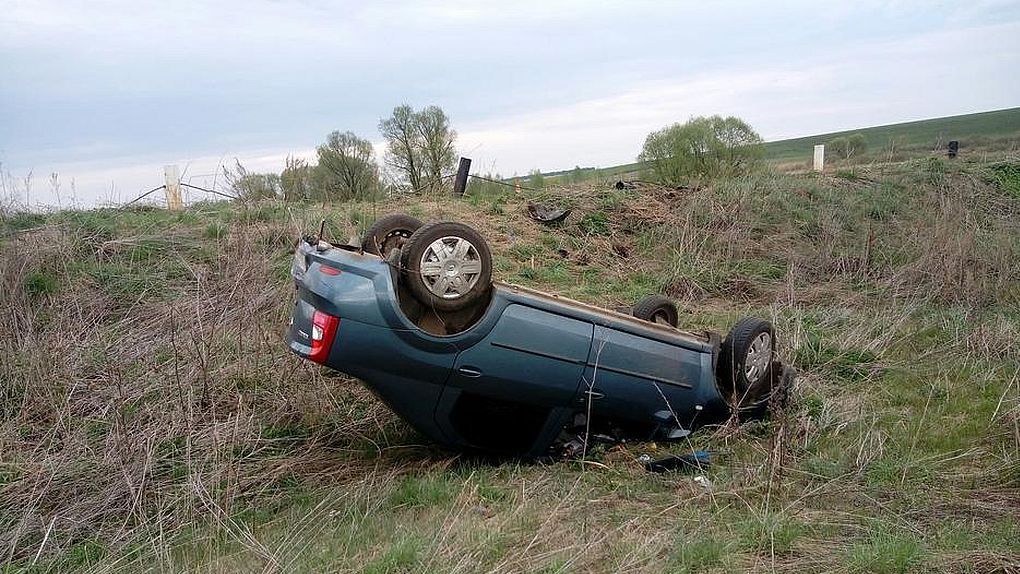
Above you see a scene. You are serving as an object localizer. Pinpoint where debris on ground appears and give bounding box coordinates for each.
[694,475,713,491]
[614,180,636,189]
[643,450,711,473]
[527,202,571,224]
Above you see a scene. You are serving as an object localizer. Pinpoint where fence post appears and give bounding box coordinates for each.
[453,157,471,196]
[164,165,183,210]
[812,145,825,172]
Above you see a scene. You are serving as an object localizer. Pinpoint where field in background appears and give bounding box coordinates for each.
[2,153,1020,572]
[764,107,1020,166]
[531,107,1020,184]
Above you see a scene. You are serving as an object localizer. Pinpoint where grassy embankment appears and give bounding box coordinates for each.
[1,154,1019,572]
[532,107,1020,184]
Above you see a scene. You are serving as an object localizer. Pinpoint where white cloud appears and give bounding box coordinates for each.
[2,2,1018,205]
[456,20,1020,174]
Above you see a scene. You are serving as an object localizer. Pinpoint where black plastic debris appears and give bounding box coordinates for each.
[527,202,571,224]
[948,140,959,158]
[644,450,711,473]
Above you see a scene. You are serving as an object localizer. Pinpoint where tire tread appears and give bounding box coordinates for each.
[362,213,423,255]
[631,295,679,327]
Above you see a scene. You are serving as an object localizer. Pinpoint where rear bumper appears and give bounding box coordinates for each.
[287,297,315,356]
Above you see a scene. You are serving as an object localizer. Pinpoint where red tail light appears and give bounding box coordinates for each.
[309,310,339,363]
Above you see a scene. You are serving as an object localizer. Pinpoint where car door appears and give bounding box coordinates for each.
[582,326,706,433]
[436,303,594,453]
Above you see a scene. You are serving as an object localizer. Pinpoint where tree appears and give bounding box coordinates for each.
[379,105,457,193]
[827,133,868,163]
[224,160,280,201]
[315,131,379,200]
[713,116,766,172]
[281,156,313,201]
[416,106,457,191]
[379,105,423,192]
[638,116,763,185]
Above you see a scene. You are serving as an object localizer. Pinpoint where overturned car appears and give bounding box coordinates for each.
[287,214,793,457]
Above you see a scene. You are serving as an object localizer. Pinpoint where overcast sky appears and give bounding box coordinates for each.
[2,0,1019,206]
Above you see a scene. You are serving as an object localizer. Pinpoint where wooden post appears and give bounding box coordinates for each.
[453,157,471,196]
[164,165,183,210]
[812,145,825,172]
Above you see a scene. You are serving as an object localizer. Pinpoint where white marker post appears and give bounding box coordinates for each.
[813,145,825,172]
[164,165,183,210]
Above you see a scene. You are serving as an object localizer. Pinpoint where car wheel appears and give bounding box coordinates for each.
[362,213,423,256]
[632,294,679,327]
[401,221,492,312]
[718,317,775,405]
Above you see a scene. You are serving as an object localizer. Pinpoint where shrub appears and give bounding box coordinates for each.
[314,131,379,201]
[639,115,764,185]
[280,156,313,201]
[827,133,868,163]
[223,161,281,201]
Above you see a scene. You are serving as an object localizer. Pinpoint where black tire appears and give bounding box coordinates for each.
[632,295,679,327]
[401,221,493,312]
[735,361,796,420]
[362,213,423,256]
[718,317,775,406]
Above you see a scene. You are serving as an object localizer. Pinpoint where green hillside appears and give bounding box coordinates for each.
[532,107,1020,182]
[765,106,1020,164]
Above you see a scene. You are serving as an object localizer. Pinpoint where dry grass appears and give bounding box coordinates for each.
[1,160,1019,572]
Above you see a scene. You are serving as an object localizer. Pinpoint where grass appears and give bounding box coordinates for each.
[990,161,1020,199]
[844,527,926,574]
[1,155,1019,572]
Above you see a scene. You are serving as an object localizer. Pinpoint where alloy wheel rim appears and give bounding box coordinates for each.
[744,332,772,383]
[419,236,483,299]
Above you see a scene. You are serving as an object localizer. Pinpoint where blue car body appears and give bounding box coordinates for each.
[287,240,737,457]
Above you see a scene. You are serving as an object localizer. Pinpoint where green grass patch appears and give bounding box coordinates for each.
[989,161,1020,198]
[388,474,459,509]
[844,526,926,574]
[205,221,228,239]
[669,535,732,573]
[578,211,611,235]
[1,211,47,234]
[363,535,422,574]
[793,331,879,383]
[24,269,59,297]
[739,513,805,556]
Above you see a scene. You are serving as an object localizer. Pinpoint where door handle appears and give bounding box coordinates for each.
[458,366,483,378]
